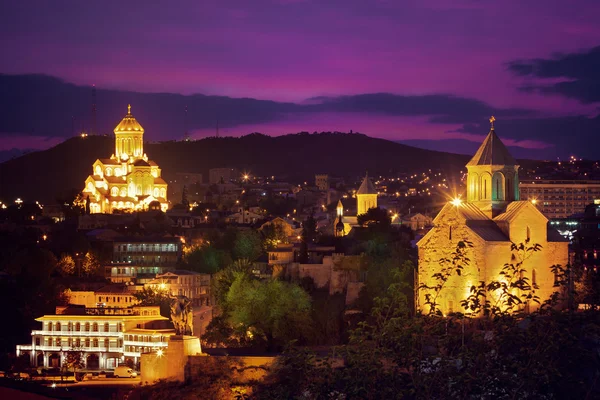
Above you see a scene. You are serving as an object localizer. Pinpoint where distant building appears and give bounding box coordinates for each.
[315,174,329,191]
[209,168,239,184]
[105,264,169,284]
[112,236,182,267]
[334,173,378,237]
[69,285,139,308]
[573,202,600,269]
[16,305,173,370]
[520,180,600,219]
[81,105,168,213]
[401,213,433,231]
[146,270,211,306]
[417,119,568,316]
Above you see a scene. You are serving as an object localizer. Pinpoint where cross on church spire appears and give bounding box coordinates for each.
[127,104,131,114]
[489,115,496,130]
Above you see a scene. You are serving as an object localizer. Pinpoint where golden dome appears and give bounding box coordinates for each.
[114,104,144,134]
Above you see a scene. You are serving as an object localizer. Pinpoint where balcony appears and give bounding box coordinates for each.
[123,340,167,347]
[33,330,123,337]
[32,345,124,353]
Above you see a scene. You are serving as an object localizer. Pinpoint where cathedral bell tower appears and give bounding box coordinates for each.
[114,104,145,161]
[466,116,520,218]
[356,173,378,216]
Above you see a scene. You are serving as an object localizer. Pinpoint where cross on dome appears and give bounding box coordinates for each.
[489,115,496,129]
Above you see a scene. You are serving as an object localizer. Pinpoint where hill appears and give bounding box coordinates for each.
[0,132,472,203]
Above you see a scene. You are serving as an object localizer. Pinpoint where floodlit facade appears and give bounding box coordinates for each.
[16,305,174,370]
[334,173,378,237]
[417,118,569,315]
[82,105,168,213]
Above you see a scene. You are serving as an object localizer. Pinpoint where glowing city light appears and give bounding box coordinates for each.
[156,349,164,357]
[531,198,538,205]
[450,197,463,207]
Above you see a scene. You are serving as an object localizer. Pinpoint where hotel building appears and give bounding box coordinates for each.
[16,305,174,370]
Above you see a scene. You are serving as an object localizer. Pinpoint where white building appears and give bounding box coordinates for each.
[16,305,174,370]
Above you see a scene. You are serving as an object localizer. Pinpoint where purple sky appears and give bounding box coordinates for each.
[1,0,600,158]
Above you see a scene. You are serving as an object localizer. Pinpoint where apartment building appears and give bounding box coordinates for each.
[520,180,600,219]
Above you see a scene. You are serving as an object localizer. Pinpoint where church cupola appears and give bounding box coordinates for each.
[466,116,520,217]
[356,172,378,216]
[114,104,145,160]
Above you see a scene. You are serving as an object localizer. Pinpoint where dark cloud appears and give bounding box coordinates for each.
[3,73,600,159]
[509,46,600,103]
[307,94,533,124]
[0,73,533,140]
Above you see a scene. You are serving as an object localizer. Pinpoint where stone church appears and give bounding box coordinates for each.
[417,118,568,315]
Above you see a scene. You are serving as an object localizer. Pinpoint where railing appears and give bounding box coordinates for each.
[123,340,168,347]
[33,330,122,337]
[30,345,123,352]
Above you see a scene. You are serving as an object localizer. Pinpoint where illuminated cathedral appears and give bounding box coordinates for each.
[82,105,168,213]
[417,117,568,315]
[334,173,378,236]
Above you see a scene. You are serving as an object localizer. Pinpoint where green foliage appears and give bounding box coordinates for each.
[260,223,288,250]
[356,207,391,229]
[226,274,313,350]
[233,230,263,261]
[211,258,255,307]
[184,245,233,274]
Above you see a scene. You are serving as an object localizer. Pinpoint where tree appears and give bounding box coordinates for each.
[184,246,232,274]
[134,287,172,318]
[261,223,289,250]
[212,258,255,307]
[181,185,190,208]
[299,214,317,263]
[81,251,100,276]
[225,274,313,350]
[233,230,263,261]
[57,254,76,275]
[357,206,391,228]
[61,346,84,378]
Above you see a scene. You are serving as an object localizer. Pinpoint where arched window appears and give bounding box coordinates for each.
[106,167,112,176]
[56,322,61,331]
[93,338,98,348]
[111,187,119,196]
[104,323,109,332]
[136,184,142,195]
[75,322,80,332]
[526,226,531,241]
[85,338,90,348]
[95,165,102,176]
[153,188,159,197]
[105,338,110,349]
[532,269,537,287]
[87,182,94,192]
[85,322,90,332]
[160,188,166,198]
[92,322,98,332]
[120,188,127,197]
